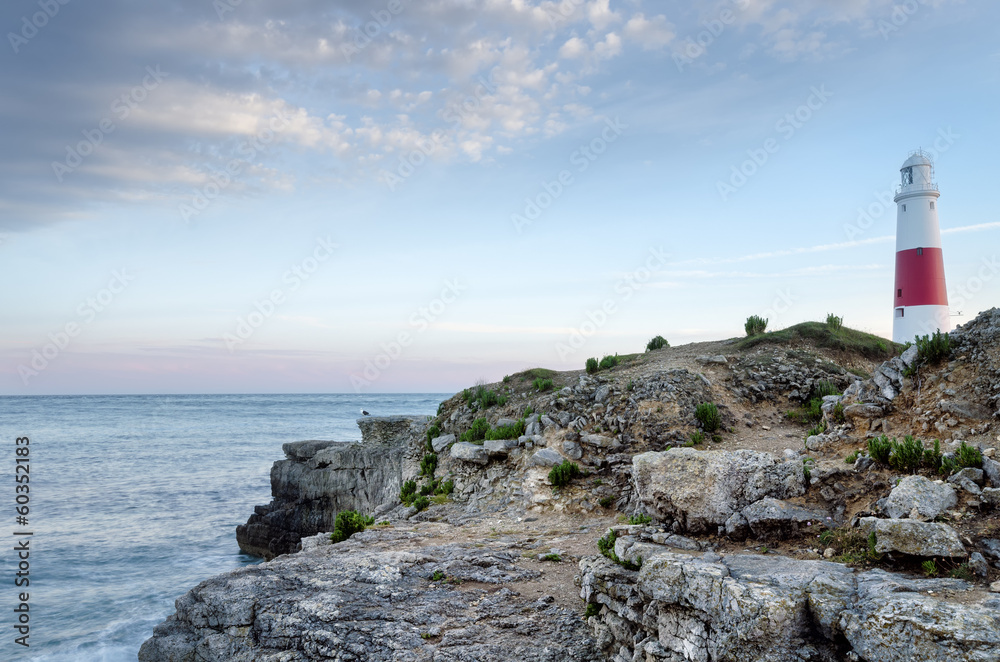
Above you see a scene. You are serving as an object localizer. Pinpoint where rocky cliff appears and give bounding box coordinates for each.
[144,310,1000,661]
[236,415,425,558]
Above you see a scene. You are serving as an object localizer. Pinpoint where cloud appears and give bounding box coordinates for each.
[623,13,675,50]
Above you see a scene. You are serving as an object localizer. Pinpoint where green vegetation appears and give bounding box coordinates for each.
[485,419,526,440]
[956,441,983,470]
[420,453,438,477]
[430,570,446,581]
[826,313,843,332]
[868,435,893,465]
[736,321,899,360]
[400,479,418,505]
[425,424,441,451]
[598,496,614,508]
[803,457,815,481]
[845,450,859,464]
[460,417,490,442]
[822,528,883,566]
[805,420,828,440]
[548,460,581,487]
[584,603,601,618]
[916,329,951,364]
[949,563,974,581]
[523,368,556,381]
[329,510,374,544]
[695,402,721,432]
[523,406,534,417]
[646,335,669,351]
[585,357,599,374]
[832,402,846,423]
[462,383,508,410]
[627,514,652,525]
[598,354,619,370]
[889,435,924,473]
[711,433,723,443]
[689,431,705,445]
[921,559,938,576]
[436,479,455,495]
[597,529,641,571]
[540,553,562,562]
[533,377,554,392]
[745,315,768,336]
[412,495,429,512]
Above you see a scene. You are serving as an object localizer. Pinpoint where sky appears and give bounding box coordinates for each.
[1,0,998,395]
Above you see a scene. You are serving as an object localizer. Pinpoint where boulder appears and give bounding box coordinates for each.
[594,385,610,403]
[859,517,966,557]
[430,433,455,453]
[450,442,488,465]
[882,475,958,520]
[632,448,806,533]
[696,355,728,365]
[982,456,1000,488]
[483,439,513,457]
[580,433,619,449]
[739,497,829,539]
[981,487,1000,508]
[562,440,583,460]
[530,448,563,467]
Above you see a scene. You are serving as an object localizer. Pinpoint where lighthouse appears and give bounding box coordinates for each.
[892,150,949,344]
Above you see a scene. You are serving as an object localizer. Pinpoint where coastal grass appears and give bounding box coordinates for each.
[736,321,900,360]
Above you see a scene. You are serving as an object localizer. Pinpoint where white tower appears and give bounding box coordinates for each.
[892,150,949,344]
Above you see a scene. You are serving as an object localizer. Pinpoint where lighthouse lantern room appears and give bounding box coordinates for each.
[892,150,949,344]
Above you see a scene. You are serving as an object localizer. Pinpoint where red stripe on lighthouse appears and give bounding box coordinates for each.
[893,247,948,307]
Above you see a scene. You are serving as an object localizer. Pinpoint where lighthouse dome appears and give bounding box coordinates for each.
[901,152,932,169]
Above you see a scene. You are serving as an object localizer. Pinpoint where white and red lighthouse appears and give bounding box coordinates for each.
[892,150,949,343]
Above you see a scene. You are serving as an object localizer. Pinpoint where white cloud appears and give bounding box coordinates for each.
[623,13,675,50]
[559,36,589,59]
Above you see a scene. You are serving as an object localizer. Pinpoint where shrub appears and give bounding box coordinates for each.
[412,495,430,512]
[745,315,768,337]
[915,330,951,365]
[330,510,374,544]
[548,460,581,487]
[868,435,892,466]
[823,527,883,566]
[689,431,705,445]
[462,383,507,410]
[844,450,859,464]
[598,354,618,370]
[922,439,942,470]
[806,420,828,439]
[430,570,446,581]
[627,514,652,525]
[955,441,983,469]
[584,603,600,618]
[533,377,554,392]
[425,424,441,451]
[889,435,923,474]
[921,559,938,576]
[711,433,723,443]
[460,417,490,442]
[421,453,438,477]
[939,455,958,476]
[949,563,974,581]
[585,357,599,374]
[826,313,843,332]
[598,496,614,508]
[400,479,417,505]
[436,479,455,495]
[597,529,641,571]
[832,402,846,423]
[541,553,561,562]
[523,406,534,417]
[813,380,840,398]
[419,480,437,496]
[646,335,669,351]
[695,402,721,432]
[485,419,526,440]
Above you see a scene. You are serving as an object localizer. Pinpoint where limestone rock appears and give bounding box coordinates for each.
[981,487,1000,508]
[561,440,583,460]
[579,433,619,450]
[141,531,600,662]
[632,448,806,533]
[882,475,958,520]
[430,433,455,453]
[530,448,563,467]
[483,439,512,456]
[739,497,829,539]
[450,441,488,465]
[859,517,966,557]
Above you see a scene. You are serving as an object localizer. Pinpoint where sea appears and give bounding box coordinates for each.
[0,393,448,661]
